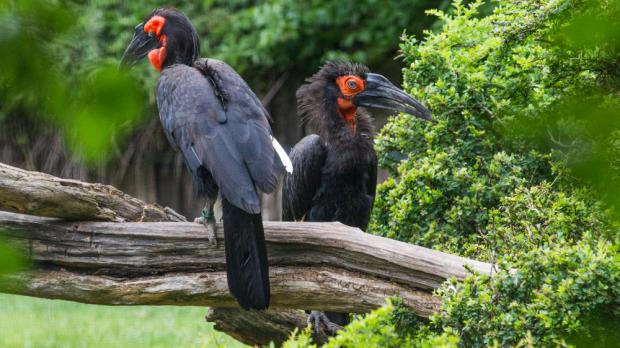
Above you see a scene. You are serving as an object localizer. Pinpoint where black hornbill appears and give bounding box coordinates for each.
[121,8,292,310]
[283,61,432,333]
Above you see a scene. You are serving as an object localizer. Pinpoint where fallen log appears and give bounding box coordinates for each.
[0,162,493,346]
[0,211,491,313]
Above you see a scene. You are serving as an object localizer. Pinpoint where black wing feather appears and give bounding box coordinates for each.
[283,134,326,221]
[157,61,277,213]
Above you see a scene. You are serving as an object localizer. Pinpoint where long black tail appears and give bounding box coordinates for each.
[222,197,270,310]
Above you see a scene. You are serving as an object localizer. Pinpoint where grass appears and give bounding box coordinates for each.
[0,294,247,348]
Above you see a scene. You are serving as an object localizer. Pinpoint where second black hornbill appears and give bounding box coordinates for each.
[283,61,432,332]
[121,8,291,310]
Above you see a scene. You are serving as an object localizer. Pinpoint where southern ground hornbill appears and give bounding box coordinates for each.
[283,61,432,333]
[121,8,292,310]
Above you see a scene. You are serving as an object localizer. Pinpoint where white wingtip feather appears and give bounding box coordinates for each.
[271,136,293,174]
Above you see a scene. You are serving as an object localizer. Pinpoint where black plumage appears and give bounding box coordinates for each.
[284,61,432,332]
[157,59,278,213]
[284,62,377,231]
[121,8,288,310]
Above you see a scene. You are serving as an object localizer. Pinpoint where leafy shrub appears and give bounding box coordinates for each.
[287,240,619,347]
[430,239,620,347]
[371,147,550,258]
[484,183,616,262]
[371,0,619,254]
[283,300,459,348]
[286,0,620,346]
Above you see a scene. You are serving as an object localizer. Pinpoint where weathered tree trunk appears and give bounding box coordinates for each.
[0,211,489,314]
[206,308,311,346]
[0,162,492,346]
[0,162,185,222]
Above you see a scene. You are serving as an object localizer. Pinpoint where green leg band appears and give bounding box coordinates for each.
[201,208,213,220]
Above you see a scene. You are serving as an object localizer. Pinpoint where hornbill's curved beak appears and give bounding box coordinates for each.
[354,73,433,121]
[120,23,160,69]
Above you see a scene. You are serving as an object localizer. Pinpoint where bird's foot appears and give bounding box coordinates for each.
[307,310,340,337]
[194,209,217,246]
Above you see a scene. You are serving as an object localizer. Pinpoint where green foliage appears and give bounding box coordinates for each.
[1,0,454,164]
[286,300,460,348]
[371,0,619,255]
[68,66,144,158]
[0,0,146,164]
[322,302,408,348]
[205,0,444,81]
[484,183,617,262]
[282,327,316,348]
[57,0,452,93]
[430,240,620,347]
[371,147,550,258]
[287,0,620,347]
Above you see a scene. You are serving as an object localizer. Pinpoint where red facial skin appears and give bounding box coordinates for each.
[144,15,167,72]
[335,75,365,133]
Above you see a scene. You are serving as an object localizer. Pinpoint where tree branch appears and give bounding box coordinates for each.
[0,211,491,313]
[205,308,309,346]
[0,162,492,346]
[0,163,184,222]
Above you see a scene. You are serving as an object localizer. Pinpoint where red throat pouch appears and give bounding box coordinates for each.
[144,16,167,72]
[148,46,167,72]
[337,97,357,133]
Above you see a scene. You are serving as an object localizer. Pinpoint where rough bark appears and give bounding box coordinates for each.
[206,308,311,346]
[0,211,491,313]
[0,211,491,345]
[0,162,185,222]
[0,162,494,345]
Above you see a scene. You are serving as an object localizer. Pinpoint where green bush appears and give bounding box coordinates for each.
[295,240,619,347]
[430,240,620,347]
[371,147,550,258]
[286,0,619,346]
[283,300,460,348]
[370,0,619,255]
[484,184,616,262]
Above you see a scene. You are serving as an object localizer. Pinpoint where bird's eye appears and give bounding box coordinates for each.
[347,79,358,90]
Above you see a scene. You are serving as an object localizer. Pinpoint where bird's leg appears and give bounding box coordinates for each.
[307,310,341,336]
[194,196,217,246]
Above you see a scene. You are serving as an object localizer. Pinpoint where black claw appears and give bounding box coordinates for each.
[325,321,340,335]
[307,311,340,337]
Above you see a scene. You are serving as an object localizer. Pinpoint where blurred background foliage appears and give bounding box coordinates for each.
[0,0,458,217]
[1,0,619,347]
[0,0,145,164]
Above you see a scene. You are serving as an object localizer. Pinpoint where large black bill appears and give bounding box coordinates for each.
[120,23,160,68]
[353,73,432,121]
